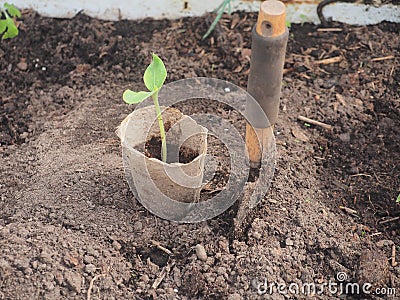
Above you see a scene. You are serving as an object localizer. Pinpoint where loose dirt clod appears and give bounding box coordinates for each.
[65,271,83,293]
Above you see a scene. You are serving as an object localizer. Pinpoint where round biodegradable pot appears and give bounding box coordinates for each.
[116,106,208,221]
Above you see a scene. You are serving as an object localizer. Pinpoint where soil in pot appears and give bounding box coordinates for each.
[131,111,201,164]
[144,136,199,164]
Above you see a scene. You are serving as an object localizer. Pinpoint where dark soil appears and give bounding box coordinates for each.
[0,9,399,300]
[144,136,199,164]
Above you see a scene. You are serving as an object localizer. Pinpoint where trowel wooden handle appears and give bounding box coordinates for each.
[246,0,287,169]
[256,0,286,37]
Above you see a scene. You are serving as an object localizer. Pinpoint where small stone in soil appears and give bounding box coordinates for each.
[85,264,96,274]
[112,241,122,251]
[84,255,95,264]
[339,132,351,142]
[133,221,143,231]
[285,238,294,247]
[195,244,207,262]
[86,245,99,257]
[17,61,28,71]
[217,266,227,275]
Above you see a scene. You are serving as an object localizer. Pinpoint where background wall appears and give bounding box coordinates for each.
[5,0,400,24]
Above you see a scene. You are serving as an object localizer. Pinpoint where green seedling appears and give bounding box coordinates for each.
[299,14,308,26]
[202,0,231,40]
[123,54,168,163]
[0,3,21,39]
[396,194,400,204]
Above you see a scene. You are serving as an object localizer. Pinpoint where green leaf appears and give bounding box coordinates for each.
[4,3,21,18]
[397,194,400,204]
[1,18,18,39]
[123,90,155,104]
[143,54,167,92]
[0,20,7,34]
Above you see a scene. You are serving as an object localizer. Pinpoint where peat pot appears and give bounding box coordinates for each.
[117,106,208,221]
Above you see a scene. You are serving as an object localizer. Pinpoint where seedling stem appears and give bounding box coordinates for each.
[152,91,167,162]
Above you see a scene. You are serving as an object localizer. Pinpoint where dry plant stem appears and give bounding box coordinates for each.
[339,205,358,216]
[152,91,167,163]
[87,274,107,300]
[391,244,397,267]
[379,216,400,224]
[152,263,173,289]
[151,240,173,256]
[371,55,395,62]
[317,28,343,32]
[315,56,342,65]
[298,115,333,130]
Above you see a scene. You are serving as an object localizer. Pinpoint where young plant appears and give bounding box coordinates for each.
[123,54,168,163]
[202,0,231,40]
[0,3,21,39]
